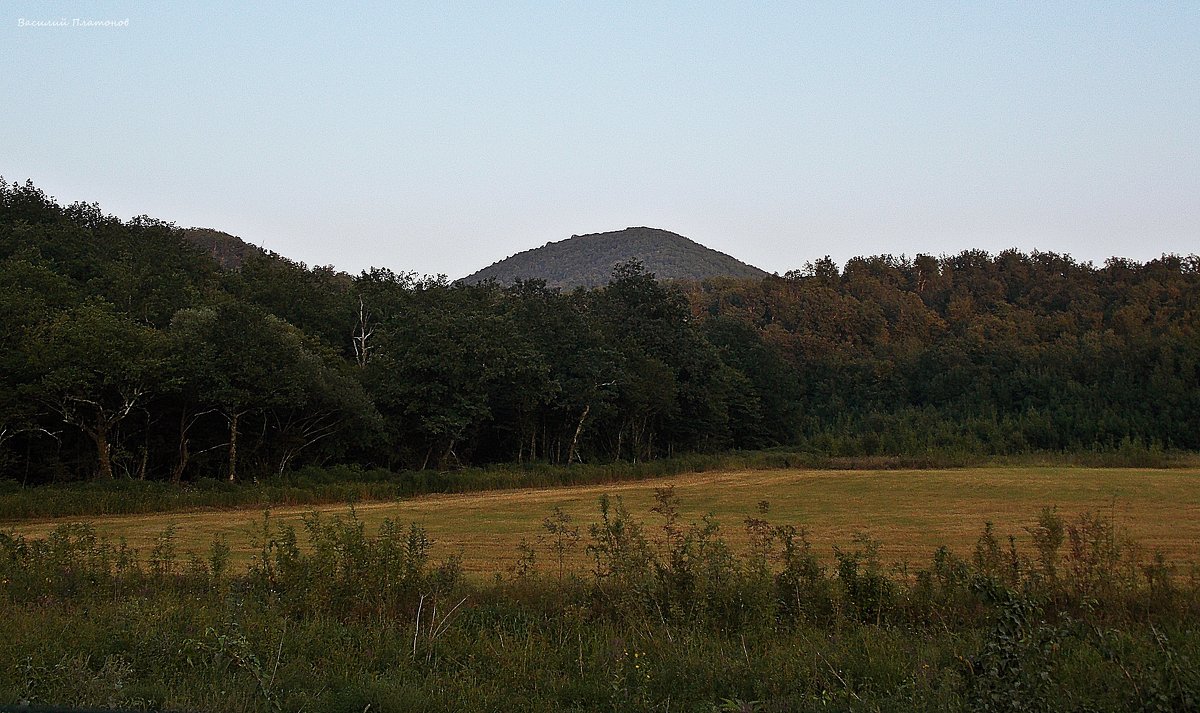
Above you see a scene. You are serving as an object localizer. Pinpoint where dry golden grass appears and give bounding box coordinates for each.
[7,467,1199,575]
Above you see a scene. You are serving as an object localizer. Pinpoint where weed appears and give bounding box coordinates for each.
[542,506,580,580]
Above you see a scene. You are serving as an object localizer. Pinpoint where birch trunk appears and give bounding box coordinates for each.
[227,411,239,482]
[566,404,590,465]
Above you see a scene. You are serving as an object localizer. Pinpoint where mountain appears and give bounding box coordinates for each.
[181,227,263,269]
[461,227,770,289]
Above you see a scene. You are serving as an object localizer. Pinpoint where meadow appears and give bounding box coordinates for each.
[7,466,1199,575]
[3,464,1199,711]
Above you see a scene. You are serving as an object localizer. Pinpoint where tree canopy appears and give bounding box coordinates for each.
[2,178,1198,483]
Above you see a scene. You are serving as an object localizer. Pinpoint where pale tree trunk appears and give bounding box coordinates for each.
[227,411,240,482]
[630,418,643,464]
[566,404,590,465]
[173,410,190,484]
[440,438,461,469]
[352,297,374,368]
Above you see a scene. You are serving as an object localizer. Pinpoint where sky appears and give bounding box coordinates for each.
[3,1,1198,279]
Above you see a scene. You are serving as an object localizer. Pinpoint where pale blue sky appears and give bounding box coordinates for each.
[3,1,1197,278]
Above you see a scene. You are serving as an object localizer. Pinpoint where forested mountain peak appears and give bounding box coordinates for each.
[462,227,771,289]
[181,227,263,269]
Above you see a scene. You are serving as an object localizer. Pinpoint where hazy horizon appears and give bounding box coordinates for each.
[4,1,1197,279]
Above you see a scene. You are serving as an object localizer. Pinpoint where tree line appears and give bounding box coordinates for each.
[2,179,1197,483]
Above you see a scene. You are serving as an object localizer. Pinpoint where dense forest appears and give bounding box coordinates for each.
[1,178,1198,484]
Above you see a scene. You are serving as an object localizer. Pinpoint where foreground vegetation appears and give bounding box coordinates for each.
[3,179,1199,486]
[2,494,1197,712]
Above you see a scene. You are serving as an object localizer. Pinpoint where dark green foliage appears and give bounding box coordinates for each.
[684,250,1200,455]
[245,508,461,621]
[2,178,1199,486]
[962,581,1060,712]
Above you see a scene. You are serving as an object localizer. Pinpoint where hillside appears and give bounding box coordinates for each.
[462,227,770,288]
[181,227,263,269]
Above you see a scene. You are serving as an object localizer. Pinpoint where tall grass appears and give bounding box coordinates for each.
[1,497,1197,711]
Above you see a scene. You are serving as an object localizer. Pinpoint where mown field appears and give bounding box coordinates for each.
[8,466,1199,574]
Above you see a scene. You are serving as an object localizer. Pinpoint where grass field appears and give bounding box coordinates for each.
[6,466,1200,575]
